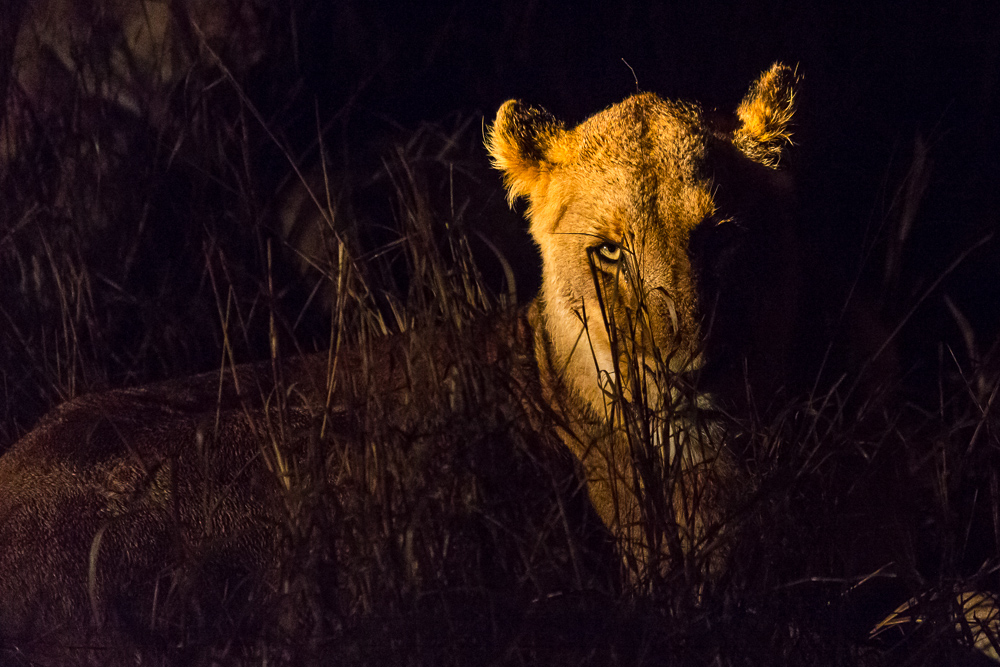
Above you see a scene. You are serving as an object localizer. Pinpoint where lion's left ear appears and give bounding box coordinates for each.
[487,100,566,205]
[733,63,799,167]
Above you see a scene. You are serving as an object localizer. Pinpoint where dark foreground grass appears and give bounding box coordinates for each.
[1,7,999,665]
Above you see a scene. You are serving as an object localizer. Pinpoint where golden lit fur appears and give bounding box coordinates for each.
[488,63,798,577]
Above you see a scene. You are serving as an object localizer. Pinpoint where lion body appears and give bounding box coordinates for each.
[0,65,799,648]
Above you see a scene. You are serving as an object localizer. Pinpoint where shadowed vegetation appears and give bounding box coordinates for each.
[0,3,998,666]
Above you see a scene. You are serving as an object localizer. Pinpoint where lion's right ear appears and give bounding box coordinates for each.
[734,63,799,168]
[487,100,566,205]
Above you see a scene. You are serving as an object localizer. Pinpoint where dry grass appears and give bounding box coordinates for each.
[0,4,998,666]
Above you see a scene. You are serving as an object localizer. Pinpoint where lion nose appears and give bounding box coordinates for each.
[646,285,697,333]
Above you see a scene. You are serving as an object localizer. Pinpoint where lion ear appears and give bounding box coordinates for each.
[487,100,566,205]
[734,63,799,167]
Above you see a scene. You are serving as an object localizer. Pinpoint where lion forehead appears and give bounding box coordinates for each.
[572,94,708,168]
[554,98,716,240]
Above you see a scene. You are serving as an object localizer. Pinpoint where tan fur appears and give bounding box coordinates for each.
[733,63,798,167]
[488,63,799,578]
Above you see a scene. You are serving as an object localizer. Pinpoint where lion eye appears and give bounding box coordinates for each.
[595,242,622,263]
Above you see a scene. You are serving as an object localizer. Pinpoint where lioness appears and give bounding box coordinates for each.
[0,65,798,651]
[487,63,799,577]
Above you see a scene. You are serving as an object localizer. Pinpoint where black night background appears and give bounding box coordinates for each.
[0,1,999,664]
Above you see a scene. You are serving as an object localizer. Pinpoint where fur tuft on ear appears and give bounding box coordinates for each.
[734,63,799,167]
[487,100,565,205]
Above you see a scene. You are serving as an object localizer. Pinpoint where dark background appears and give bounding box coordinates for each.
[283,0,999,363]
[0,4,998,657]
[1,0,998,439]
